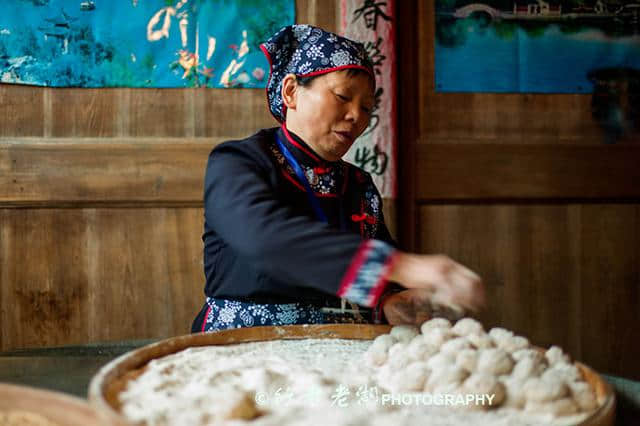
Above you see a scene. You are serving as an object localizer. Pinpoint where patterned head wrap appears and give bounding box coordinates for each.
[260,24,375,123]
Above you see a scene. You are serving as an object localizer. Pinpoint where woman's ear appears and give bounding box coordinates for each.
[281,74,298,110]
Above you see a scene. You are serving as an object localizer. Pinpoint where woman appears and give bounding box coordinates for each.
[192,25,484,333]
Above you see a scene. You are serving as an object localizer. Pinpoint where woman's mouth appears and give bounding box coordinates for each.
[334,131,354,143]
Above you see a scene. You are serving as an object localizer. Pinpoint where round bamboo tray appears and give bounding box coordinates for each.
[88,324,615,426]
[0,382,101,426]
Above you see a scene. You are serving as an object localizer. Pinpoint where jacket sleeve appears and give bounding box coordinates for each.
[368,180,405,322]
[204,143,398,308]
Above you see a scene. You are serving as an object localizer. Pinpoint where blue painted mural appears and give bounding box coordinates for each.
[435,0,640,93]
[0,0,294,87]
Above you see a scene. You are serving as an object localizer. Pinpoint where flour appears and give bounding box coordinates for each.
[119,324,600,426]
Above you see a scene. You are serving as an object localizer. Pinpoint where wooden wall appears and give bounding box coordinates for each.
[0,0,365,350]
[397,1,640,379]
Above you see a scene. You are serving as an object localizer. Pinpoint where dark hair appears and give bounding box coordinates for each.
[296,68,374,88]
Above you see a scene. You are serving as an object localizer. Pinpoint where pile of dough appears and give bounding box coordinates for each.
[364,317,600,419]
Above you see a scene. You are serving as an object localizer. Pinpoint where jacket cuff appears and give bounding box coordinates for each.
[337,239,399,308]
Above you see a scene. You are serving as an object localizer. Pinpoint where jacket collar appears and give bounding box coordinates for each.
[278,124,341,169]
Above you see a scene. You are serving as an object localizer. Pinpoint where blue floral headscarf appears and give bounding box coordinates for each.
[260,24,375,123]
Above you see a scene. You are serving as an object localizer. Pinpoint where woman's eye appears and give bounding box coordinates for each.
[336,93,349,101]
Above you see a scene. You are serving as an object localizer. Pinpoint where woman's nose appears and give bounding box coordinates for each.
[344,103,363,124]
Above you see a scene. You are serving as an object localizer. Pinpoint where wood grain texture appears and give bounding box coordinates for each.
[0,85,44,137]
[415,143,640,200]
[200,89,277,137]
[50,89,118,137]
[419,204,640,379]
[579,205,640,378]
[0,207,204,350]
[0,140,220,206]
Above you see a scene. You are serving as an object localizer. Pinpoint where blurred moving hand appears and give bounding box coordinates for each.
[383,253,485,326]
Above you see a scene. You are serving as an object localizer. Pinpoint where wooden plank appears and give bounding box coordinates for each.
[50,89,118,137]
[579,204,640,379]
[0,207,204,350]
[0,209,90,349]
[416,144,640,200]
[0,139,225,206]
[397,0,421,251]
[200,89,277,137]
[296,0,339,33]
[128,89,188,137]
[0,85,44,137]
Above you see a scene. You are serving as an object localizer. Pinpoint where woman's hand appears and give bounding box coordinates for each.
[381,289,434,326]
[387,253,485,315]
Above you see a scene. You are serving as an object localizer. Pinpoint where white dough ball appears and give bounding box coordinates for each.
[462,373,506,408]
[512,356,547,381]
[512,348,545,363]
[420,318,452,334]
[467,332,494,349]
[452,318,484,336]
[440,337,472,356]
[372,334,395,351]
[426,365,469,393]
[489,327,514,343]
[365,345,389,367]
[390,325,420,343]
[497,335,530,353]
[525,397,579,417]
[476,348,514,375]
[388,342,408,359]
[423,327,455,349]
[387,343,411,370]
[456,349,478,372]
[406,336,438,362]
[545,346,570,365]
[542,362,582,384]
[394,361,431,392]
[523,376,569,403]
[500,376,527,409]
[568,381,598,411]
[426,352,456,372]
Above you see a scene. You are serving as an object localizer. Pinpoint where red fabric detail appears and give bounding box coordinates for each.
[369,250,400,309]
[351,213,376,225]
[201,305,212,332]
[281,123,322,163]
[259,44,281,123]
[313,166,331,174]
[337,240,372,298]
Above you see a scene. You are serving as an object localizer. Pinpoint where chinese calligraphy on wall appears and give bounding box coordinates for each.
[342,0,397,198]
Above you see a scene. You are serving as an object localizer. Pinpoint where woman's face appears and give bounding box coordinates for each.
[283,70,375,162]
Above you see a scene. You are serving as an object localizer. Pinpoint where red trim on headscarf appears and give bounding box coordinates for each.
[298,64,375,80]
[259,44,283,124]
[281,123,322,163]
